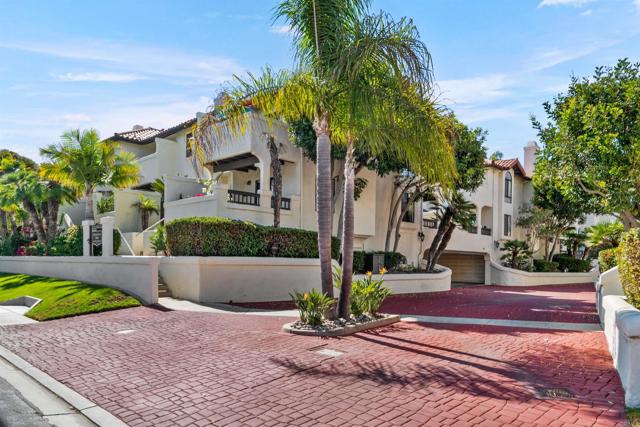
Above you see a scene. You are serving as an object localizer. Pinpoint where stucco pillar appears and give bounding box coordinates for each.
[82,220,94,257]
[258,160,273,208]
[100,216,115,257]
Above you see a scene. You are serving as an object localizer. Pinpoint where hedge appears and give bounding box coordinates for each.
[353,251,366,274]
[166,217,340,259]
[533,259,559,272]
[552,254,592,273]
[363,251,407,272]
[598,247,618,272]
[618,229,640,308]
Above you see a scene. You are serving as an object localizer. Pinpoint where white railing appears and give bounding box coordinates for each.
[116,227,135,256]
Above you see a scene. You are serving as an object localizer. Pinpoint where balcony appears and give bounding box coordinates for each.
[481,226,492,236]
[271,196,292,210]
[228,190,260,206]
[466,225,478,234]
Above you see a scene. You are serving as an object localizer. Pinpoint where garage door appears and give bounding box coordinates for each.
[438,253,485,284]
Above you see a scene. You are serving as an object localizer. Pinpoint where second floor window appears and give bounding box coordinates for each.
[401,192,415,223]
[504,214,512,236]
[504,171,512,203]
[186,133,194,158]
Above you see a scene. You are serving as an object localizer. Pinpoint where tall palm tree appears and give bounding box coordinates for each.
[40,129,139,221]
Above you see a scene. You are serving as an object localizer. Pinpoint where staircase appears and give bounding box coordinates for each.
[158,274,172,298]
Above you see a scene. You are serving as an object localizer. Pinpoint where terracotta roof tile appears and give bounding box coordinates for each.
[109,118,197,145]
[485,158,530,179]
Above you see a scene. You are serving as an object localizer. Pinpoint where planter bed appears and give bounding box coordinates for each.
[283,314,400,337]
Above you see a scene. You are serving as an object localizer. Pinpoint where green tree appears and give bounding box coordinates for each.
[423,117,487,272]
[586,221,625,249]
[132,194,159,230]
[40,129,140,221]
[533,59,640,229]
[150,178,165,219]
[500,239,533,270]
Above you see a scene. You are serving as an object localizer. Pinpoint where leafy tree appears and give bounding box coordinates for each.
[563,230,587,259]
[40,129,139,221]
[132,194,159,230]
[489,150,503,160]
[423,117,488,272]
[533,59,640,229]
[500,239,533,270]
[586,221,625,249]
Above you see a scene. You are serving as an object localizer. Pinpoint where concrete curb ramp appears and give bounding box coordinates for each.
[0,344,128,427]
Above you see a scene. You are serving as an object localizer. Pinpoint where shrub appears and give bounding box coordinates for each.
[598,247,619,272]
[48,226,83,256]
[353,250,366,274]
[0,234,29,256]
[533,259,559,272]
[552,254,592,273]
[166,217,340,258]
[364,251,406,272]
[500,240,532,270]
[618,229,640,308]
[150,224,168,255]
[333,266,392,317]
[290,289,334,326]
[96,194,114,214]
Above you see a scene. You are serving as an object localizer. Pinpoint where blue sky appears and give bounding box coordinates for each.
[0,0,638,162]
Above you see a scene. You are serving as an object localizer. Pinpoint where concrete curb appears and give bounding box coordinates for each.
[283,315,401,337]
[0,344,128,427]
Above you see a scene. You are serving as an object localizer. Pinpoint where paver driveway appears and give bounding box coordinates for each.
[0,285,627,427]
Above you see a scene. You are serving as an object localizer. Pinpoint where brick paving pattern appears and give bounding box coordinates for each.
[0,296,626,427]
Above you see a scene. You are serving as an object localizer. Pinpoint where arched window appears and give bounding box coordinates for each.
[504,171,513,203]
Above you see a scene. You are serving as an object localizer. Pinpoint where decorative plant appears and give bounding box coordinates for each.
[617,229,640,308]
[150,224,168,256]
[96,194,114,214]
[290,289,333,326]
[334,266,392,317]
[500,240,533,270]
[598,247,619,272]
[132,195,159,230]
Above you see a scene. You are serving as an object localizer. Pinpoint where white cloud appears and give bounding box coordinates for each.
[538,0,594,7]
[269,25,292,35]
[436,74,511,105]
[0,39,244,85]
[526,38,619,71]
[62,113,93,122]
[55,72,144,82]
[634,0,640,10]
[580,9,593,15]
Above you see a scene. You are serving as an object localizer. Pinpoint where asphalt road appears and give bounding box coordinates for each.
[0,376,50,427]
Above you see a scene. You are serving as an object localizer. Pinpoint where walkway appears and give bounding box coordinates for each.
[0,284,626,427]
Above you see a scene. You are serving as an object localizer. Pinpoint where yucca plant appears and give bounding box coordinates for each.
[132,195,159,230]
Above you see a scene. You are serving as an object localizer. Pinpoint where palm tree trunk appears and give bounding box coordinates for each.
[267,135,282,228]
[392,191,421,253]
[338,139,356,319]
[431,222,456,268]
[0,211,8,238]
[85,188,95,221]
[425,208,454,271]
[314,112,334,301]
[142,211,149,230]
[23,199,47,245]
[45,199,60,243]
[9,215,18,235]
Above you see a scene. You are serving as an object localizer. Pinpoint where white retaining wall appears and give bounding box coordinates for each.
[598,266,640,408]
[159,257,452,303]
[0,256,159,305]
[490,261,597,286]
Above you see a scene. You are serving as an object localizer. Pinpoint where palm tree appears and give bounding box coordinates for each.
[150,178,165,219]
[132,195,159,230]
[40,129,139,222]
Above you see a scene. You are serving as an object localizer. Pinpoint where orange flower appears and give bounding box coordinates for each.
[303,292,309,300]
[366,271,373,277]
[379,267,388,275]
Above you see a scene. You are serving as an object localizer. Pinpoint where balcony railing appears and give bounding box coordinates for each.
[481,226,492,236]
[271,196,292,210]
[466,225,478,234]
[423,219,438,229]
[228,190,260,206]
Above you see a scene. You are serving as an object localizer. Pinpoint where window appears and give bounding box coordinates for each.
[504,171,512,203]
[401,192,415,223]
[504,214,512,236]
[186,133,194,158]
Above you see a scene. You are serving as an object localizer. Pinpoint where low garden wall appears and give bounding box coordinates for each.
[354,267,451,294]
[489,261,597,286]
[598,267,640,407]
[159,257,337,303]
[0,256,159,305]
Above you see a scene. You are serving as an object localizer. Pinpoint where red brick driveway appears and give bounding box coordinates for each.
[0,285,627,427]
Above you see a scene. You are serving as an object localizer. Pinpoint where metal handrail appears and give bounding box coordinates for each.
[141,217,165,234]
[116,227,135,256]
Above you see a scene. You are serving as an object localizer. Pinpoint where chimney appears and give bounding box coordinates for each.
[523,140,539,177]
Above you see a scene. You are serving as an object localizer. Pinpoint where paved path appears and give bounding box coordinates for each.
[0,296,626,427]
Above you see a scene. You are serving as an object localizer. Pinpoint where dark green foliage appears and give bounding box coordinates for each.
[96,195,114,214]
[0,234,29,256]
[48,226,83,256]
[150,224,168,255]
[364,251,406,272]
[167,217,340,259]
[552,254,592,273]
[353,250,366,274]
[533,259,559,272]
[598,247,619,272]
[500,240,533,270]
[618,229,640,308]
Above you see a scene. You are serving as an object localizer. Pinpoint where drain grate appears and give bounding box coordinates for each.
[535,387,575,399]
[316,348,344,357]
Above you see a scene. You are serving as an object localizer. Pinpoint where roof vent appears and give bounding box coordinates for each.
[132,124,144,131]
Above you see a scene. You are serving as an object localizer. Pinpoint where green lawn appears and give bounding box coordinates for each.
[629,409,640,427]
[0,273,141,321]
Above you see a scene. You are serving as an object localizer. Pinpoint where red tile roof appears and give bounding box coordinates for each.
[485,158,530,179]
[109,118,197,145]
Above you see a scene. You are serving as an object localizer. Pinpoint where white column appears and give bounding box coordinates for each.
[100,216,115,257]
[82,220,94,257]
